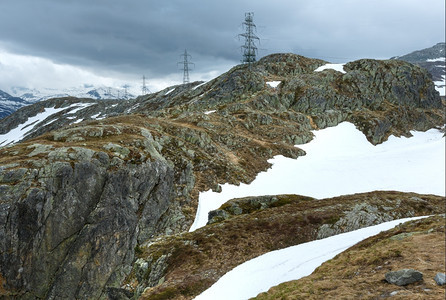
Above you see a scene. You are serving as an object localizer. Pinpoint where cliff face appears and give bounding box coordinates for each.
[1,146,175,299]
[0,54,444,299]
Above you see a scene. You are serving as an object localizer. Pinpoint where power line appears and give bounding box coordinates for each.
[238,12,260,69]
[178,49,194,84]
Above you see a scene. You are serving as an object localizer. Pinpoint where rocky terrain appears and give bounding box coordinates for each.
[0,53,444,299]
[132,192,445,299]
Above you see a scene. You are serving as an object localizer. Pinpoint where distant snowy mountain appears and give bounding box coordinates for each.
[391,42,445,96]
[8,85,137,103]
[0,85,138,119]
[0,89,31,119]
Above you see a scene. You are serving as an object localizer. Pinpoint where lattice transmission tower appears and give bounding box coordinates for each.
[142,75,151,95]
[239,12,260,68]
[178,49,194,84]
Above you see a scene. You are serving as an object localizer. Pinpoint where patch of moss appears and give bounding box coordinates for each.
[254,215,445,300]
[134,244,143,257]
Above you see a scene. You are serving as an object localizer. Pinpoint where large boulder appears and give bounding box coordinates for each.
[385,269,424,286]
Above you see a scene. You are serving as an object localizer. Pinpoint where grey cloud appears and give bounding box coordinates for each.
[0,0,444,79]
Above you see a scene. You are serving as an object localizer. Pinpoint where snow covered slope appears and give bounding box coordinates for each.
[0,102,95,146]
[190,122,445,231]
[0,89,31,119]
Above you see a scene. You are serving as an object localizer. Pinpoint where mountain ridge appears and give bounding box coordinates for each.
[391,42,445,96]
[0,85,137,120]
[0,90,31,120]
[1,42,443,121]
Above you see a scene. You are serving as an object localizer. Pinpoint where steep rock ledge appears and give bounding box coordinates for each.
[0,145,174,299]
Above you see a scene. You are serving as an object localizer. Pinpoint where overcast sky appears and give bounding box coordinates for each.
[0,0,444,94]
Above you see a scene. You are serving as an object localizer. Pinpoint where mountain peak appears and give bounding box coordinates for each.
[391,42,446,84]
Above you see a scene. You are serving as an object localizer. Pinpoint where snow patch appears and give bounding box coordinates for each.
[266,81,281,88]
[315,63,346,74]
[64,103,95,115]
[90,113,105,120]
[165,88,176,95]
[70,119,84,125]
[193,81,208,90]
[426,57,445,62]
[195,216,427,300]
[204,110,216,115]
[189,122,445,231]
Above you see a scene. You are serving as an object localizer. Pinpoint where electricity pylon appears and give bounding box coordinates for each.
[239,12,260,69]
[123,84,130,99]
[178,49,194,84]
[142,75,150,95]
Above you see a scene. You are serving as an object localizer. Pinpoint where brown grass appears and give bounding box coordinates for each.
[254,216,446,300]
[131,192,445,299]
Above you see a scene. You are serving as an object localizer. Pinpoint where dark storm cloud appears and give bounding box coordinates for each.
[0,0,444,78]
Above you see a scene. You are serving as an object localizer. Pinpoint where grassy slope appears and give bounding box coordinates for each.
[254,215,446,300]
[130,192,445,299]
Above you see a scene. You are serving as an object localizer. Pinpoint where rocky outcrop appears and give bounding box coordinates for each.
[207,195,312,224]
[0,143,175,299]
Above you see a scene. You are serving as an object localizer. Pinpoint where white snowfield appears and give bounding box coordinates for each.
[189,122,445,231]
[194,216,428,300]
[0,102,95,146]
[314,63,346,74]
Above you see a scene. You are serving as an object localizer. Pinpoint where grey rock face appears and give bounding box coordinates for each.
[385,269,423,286]
[0,153,174,299]
[434,272,445,286]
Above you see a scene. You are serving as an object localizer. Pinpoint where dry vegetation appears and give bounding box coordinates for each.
[254,215,446,300]
[128,192,445,299]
